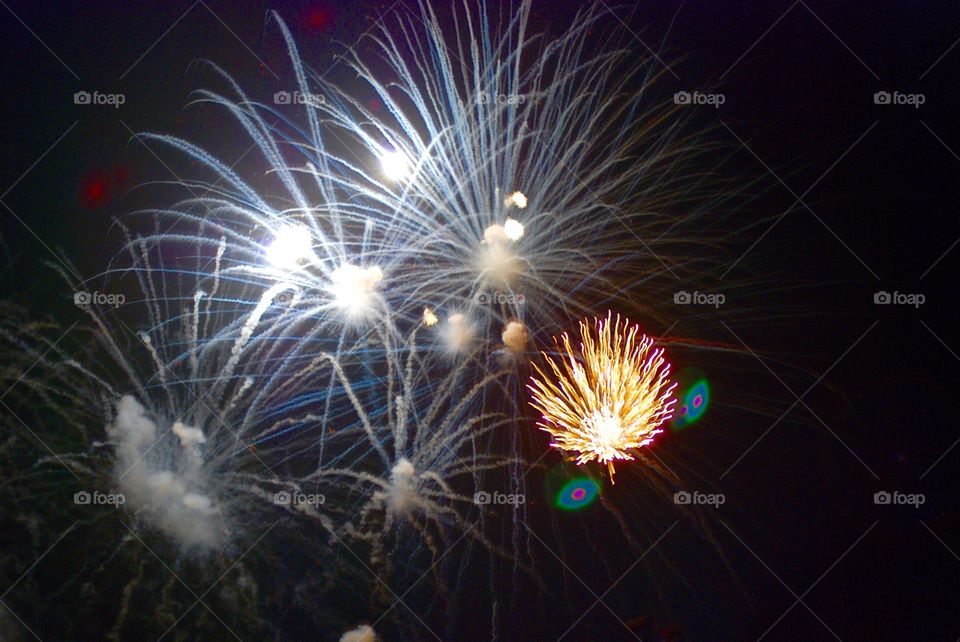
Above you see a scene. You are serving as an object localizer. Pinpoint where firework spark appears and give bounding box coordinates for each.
[528,313,678,481]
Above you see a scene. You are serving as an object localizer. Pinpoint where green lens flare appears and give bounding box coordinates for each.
[555,477,601,511]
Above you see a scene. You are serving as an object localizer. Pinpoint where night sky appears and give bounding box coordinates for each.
[1,1,958,640]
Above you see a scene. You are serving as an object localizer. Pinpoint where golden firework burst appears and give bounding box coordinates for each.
[528,313,677,482]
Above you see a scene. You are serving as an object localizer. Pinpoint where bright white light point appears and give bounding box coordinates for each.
[266,225,313,270]
[330,263,383,316]
[340,625,378,642]
[504,218,524,241]
[587,407,624,450]
[478,227,523,284]
[423,307,438,326]
[505,191,528,209]
[386,458,416,514]
[380,150,410,182]
[443,313,474,353]
[502,321,527,353]
[483,224,508,245]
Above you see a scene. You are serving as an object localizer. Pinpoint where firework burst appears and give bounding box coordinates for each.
[0,0,763,636]
[528,312,678,481]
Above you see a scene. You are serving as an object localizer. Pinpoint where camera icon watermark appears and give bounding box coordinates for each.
[673,490,725,508]
[74,291,125,308]
[873,290,924,308]
[673,290,725,308]
[274,90,325,107]
[475,291,525,306]
[673,90,725,108]
[74,490,125,507]
[474,491,525,506]
[873,91,924,108]
[73,90,125,108]
[873,490,924,508]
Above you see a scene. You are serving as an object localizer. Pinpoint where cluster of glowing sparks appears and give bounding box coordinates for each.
[0,0,746,637]
[528,313,678,482]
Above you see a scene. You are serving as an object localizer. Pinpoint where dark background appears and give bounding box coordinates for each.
[0,1,957,640]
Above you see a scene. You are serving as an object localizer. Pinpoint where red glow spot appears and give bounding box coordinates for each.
[692,395,703,408]
[678,405,688,416]
[571,488,586,501]
[79,171,112,210]
[79,163,130,210]
[304,5,334,31]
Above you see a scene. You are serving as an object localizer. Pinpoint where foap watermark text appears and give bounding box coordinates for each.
[873,91,924,108]
[75,291,125,308]
[874,490,924,508]
[74,90,125,108]
[475,291,525,305]
[74,490,125,507]
[477,91,527,105]
[674,90,725,108]
[273,490,326,507]
[674,290,725,308]
[474,491,525,506]
[674,490,725,508]
[274,91,325,107]
[874,290,924,308]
